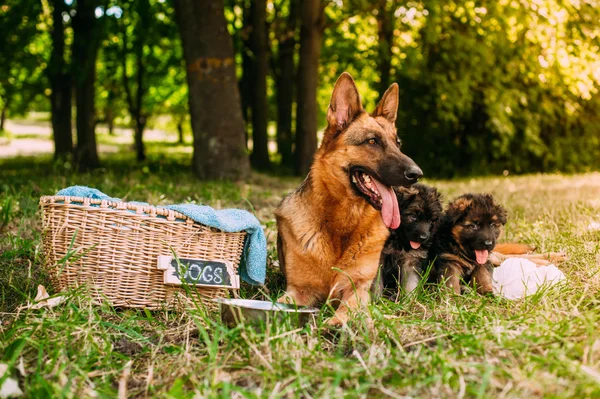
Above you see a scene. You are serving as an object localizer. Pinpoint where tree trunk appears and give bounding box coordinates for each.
[106,106,114,135]
[177,120,184,144]
[240,0,252,141]
[276,0,298,170]
[120,0,149,162]
[72,0,103,170]
[134,116,146,161]
[376,4,394,98]
[295,0,324,176]
[106,82,116,135]
[48,0,73,160]
[0,100,7,132]
[248,0,270,170]
[174,0,250,180]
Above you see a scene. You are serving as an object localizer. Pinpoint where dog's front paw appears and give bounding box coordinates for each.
[277,294,292,304]
[324,313,348,328]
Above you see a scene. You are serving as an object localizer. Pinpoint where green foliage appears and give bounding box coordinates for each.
[314,0,600,176]
[98,0,187,129]
[2,0,600,174]
[394,0,600,176]
[0,1,50,117]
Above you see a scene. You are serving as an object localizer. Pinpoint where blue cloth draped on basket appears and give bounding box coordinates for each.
[56,186,267,285]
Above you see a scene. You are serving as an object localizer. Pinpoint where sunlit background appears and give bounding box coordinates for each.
[1,0,599,177]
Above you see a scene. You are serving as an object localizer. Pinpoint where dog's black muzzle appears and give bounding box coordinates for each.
[378,153,422,187]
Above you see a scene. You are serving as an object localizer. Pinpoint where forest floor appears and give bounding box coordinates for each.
[1,128,600,398]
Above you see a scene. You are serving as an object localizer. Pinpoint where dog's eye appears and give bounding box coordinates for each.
[368,138,378,146]
[396,137,402,148]
[407,214,417,221]
[467,223,479,230]
[490,223,499,229]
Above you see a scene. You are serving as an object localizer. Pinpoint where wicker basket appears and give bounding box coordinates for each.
[39,195,246,309]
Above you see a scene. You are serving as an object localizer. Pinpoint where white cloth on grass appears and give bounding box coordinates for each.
[492,258,566,300]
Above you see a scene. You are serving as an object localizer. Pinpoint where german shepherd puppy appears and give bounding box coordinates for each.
[430,193,507,295]
[276,72,422,325]
[374,184,443,298]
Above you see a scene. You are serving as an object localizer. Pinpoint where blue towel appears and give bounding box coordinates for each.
[56,186,266,285]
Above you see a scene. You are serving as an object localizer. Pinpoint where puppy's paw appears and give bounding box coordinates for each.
[547,252,567,263]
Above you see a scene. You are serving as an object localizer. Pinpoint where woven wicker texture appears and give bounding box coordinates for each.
[40,196,246,309]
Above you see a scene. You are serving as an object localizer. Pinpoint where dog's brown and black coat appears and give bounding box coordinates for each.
[276,72,422,325]
[429,193,507,295]
[374,183,443,298]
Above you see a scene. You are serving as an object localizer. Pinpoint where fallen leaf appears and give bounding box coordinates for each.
[34,284,49,301]
[0,363,23,398]
[16,359,25,378]
[20,285,66,310]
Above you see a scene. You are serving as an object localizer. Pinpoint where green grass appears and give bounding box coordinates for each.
[1,152,600,398]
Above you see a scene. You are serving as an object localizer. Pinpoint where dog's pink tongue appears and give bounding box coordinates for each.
[410,241,421,249]
[475,250,489,264]
[372,177,400,229]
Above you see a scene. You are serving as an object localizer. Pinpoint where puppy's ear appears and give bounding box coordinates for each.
[495,204,508,225]
[446,196,472,224]
[395,186,417,207]
[483,194,507,225]
[428,187,444,211]
[326,72,362,131]
[373,83,399,125]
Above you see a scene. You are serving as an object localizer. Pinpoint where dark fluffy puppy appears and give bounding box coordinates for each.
[374,183,443,298]
[429,193,507,295]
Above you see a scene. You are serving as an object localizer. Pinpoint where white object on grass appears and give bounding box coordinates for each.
[0,363,23,398]
[587,221,600,231]
[492,258,566,300]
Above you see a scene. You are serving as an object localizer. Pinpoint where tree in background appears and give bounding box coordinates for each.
[71,0,107,170]
[119,0,151,161]
[2,0,599,178]
[47,0,72,159]
[237,0,252,146]
[247,0,271,170]
[174,0,250,179]
[96,42,122,137]
[295,0,326,176]
[374,0,396,98]
[271,0,298,170]
[111,0,182,161]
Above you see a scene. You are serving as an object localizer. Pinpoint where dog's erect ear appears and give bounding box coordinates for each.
[446,196,473,224]
[373,83,399,124]
[326,72,362,130]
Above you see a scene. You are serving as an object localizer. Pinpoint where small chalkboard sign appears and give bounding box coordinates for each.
[157,256,240,289]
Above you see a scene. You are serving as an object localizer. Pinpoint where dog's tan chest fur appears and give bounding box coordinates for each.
[276,183,389,304]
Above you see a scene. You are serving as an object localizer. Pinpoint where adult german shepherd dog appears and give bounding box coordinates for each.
[374,184,443,299]
[276,72,422,325]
